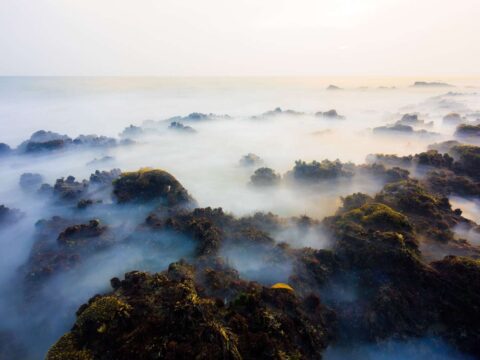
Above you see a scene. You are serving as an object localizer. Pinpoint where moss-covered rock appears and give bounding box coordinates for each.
[47,262,334,360]
[113,168,195,206]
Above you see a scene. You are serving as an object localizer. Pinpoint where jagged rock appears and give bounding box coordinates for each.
[46,262,335,360]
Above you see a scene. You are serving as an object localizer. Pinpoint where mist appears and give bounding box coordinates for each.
[1,77,480,358]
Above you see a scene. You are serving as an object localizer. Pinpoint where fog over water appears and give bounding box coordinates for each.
[1,76,480,359]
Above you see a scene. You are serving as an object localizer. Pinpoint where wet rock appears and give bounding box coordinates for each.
[249,167,281,187]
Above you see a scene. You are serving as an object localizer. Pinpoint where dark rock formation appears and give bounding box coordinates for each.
[249,167,281,187]
[113,168,195,206]
[315,109,345,120]
[19,172,43,191]
[0,204,23,227]
[46,262,335,360]
[239,153,263,167]
[168,121,196,133]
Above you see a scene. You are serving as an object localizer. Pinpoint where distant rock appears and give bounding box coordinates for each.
[239,153,263,167]
[373,124,414,134]
[73,134,116,147]
[395,114,433,128]
[443,113,463,125]
[455,124,480,138]
[249,167,281,187]
[0,143,11,156]
[315,109,345,120]
[0,205,23,227]
[119,125,144,139]
[19,173,43,191]
[87,156,115,167]
[256,108,304,118]
[412,81,454,88]
[326,84,342,91]
[168,121,196,133]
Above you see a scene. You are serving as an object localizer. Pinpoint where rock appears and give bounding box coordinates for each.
[443,113,463,125]
[326,84,342,90]
[53,176,89,201]
[168,121,196,133]
[395,113,433,127]
[249,167,281,187]
[315,109,345,120]
[455,123,480,138]
[113,168,195,206]
[239,153,263,167]
[0,143,11,156]
[73,135,117,147]
[285,159,354,184]
[412,81,454,87]
[0,205,23,227]
[86,156,115,166]
[18,130,72,153]
[19,173,43,191]
[46,262,334,360]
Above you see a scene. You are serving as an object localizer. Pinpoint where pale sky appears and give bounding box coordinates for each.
[0,0,479,76]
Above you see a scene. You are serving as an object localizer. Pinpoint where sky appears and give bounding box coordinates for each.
[0,0,479,76]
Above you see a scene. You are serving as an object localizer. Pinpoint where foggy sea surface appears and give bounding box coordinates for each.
[0,76,479,359]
